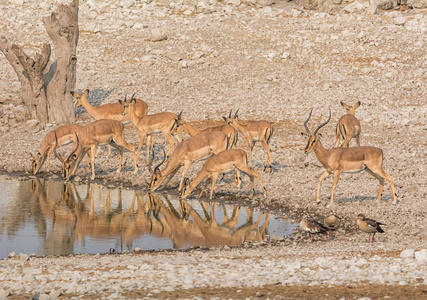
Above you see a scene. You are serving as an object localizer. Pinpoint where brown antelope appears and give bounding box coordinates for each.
[72,89,147,156]
[303,108,397,207]
[30,124,82,174]
[180,149,267,200]
[223,109,274,173]
[119,97,182,165]
[172,121,238,148]
[54,119,137,180]
[333,101,361,148]
[148,131,231,192]
[172,121,239,185]
[71,89,148,122]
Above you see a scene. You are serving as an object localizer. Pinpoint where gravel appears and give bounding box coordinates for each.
[0,0,426,298]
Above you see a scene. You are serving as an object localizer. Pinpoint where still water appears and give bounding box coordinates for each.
[0,175,297,259]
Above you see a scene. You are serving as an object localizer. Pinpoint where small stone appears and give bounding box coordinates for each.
[415,249,427,261]
[400,249,415,259]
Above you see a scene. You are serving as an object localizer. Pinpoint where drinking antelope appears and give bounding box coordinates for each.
[30,124,82,174]
[54,119,137,180]
[303,108,397,207]
[148,131,231,192]
[333,101,361,148]
[180,149,267,200]
[223,109,274,173]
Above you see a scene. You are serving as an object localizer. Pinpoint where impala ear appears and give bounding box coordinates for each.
[85,89,90,95]
[222,116,227,121]
[118,99,124,105]
[318,132,323,137]
[341,102,350,110]
[354,101,361,109]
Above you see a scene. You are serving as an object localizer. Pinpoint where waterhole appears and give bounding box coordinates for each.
[0,175,297,259]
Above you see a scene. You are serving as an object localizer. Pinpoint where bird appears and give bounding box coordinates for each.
[356,214,385,243]
[299,215,329,242]
[324,210,341,240]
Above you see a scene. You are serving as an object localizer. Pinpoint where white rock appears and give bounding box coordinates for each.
[415,249,427,261]
[400,249,415,259]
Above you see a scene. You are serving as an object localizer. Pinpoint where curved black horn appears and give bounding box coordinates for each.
[177,111,183,120]
[148,149,155,175]
[304,108,313,136]
[154,148,167,177]
[313,107,331,136]
[228,109,232,118]
[233,109,239,119]
[148,148,166,176]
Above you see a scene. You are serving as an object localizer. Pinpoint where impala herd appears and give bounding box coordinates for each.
[30,91,397,207]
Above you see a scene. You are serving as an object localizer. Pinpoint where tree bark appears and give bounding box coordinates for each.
[43,0,79,124]
[0,0,79,125]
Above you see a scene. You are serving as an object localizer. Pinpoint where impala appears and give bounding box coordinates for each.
[172,121,239,185]
[119,96,182,165]
[172,121,238,148]
[72,89,148,122]
[180,149,267,200]
[30,124,82,174]
[303,108,397,207]
[223,110,274,173]
[148,131,231,192]
[72,90,148,156]
[54,119,137,180]
[333,101,361,148]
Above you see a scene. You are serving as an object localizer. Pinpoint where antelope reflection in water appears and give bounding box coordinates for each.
[24,179,270,255]
[149,192,270,248]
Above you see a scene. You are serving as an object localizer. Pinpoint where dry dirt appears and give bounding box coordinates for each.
[1,0,427,299]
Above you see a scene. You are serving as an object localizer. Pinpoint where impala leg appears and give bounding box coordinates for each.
[247,140,253,167]
[86,150,91,170]
[145,135,152,159]
[198,177,212,199]
[89,146,96,179]
[356,134,360,147]
[317,171,330,204]
[163,132,175,160]
[330,170,342,207]
[341,136,352,148]
[136,134,146,169]
[209,173,220,200]
[235,169,242,188]
[109,142,124,173]
[157,167,180,191]
[333,126,341,148]
[260,140,272,173]
[107,145,112,157]
[367,167,397,204]
[178,162,193,191]
[237,164,266,196]
[46,150,52,172]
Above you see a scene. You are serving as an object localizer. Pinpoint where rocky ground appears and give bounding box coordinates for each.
[0,0,427,298]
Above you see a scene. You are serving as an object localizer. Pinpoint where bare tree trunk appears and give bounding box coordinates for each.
[43,0,79,124]
[0,0,79,125]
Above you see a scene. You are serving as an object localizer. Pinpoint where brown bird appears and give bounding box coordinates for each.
[324,210,341,240]
[299,215,328,242]
[356,214,385,243]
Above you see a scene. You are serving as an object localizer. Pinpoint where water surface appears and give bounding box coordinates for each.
[0,175,297,259]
